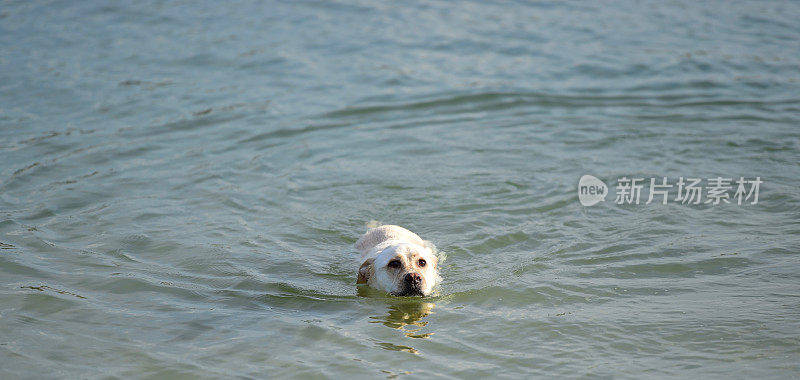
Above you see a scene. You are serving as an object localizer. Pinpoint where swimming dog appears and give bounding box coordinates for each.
[355,225,438,296]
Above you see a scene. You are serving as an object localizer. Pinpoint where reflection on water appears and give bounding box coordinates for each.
[358,285,436,352]
[375,342,419,355]
[370,300,435,355]
[371,301,435,339]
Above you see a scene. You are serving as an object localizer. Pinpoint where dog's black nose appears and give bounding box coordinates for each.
[404,273,422,288]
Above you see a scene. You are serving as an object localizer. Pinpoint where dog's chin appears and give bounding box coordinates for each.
[391,287,427,297]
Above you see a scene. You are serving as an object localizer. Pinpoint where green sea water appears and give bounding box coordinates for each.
[1,0,799,378]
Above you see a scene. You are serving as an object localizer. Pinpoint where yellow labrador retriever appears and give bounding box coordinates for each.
[355,225,439,296]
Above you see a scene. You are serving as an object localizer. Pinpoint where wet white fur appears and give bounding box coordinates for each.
[355,225,439,295]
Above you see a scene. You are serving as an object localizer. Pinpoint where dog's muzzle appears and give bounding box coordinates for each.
[397,272,424,296]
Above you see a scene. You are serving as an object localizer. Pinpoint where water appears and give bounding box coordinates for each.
[2,0,800,378]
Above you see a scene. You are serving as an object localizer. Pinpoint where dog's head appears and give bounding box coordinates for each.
[358,242,439,297]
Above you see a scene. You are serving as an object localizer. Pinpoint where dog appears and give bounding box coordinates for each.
[355,225,439,297]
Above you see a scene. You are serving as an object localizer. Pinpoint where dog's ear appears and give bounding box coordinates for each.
[357,258,375,284]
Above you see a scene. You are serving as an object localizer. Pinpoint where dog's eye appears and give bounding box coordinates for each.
[388,260,401,268]
[418,259,426,267]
